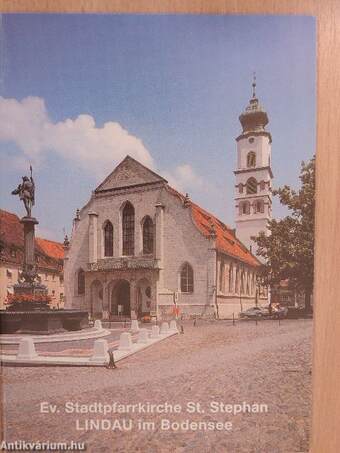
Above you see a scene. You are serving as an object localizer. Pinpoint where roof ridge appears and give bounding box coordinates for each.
[166,185,259,267]
[36,237,63,246]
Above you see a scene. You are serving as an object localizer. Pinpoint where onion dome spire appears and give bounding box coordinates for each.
[238,74,269,135]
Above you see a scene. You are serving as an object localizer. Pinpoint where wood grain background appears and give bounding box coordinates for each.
[1,1,339,452]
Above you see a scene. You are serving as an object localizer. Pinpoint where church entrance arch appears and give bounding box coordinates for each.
[110,279,131,317]
[90,280,103,319]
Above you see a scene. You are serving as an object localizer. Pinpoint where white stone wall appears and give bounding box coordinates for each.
[235,217,270,252]
[237,135,271,169]
[159,189,216,318]
[215,253,259,318]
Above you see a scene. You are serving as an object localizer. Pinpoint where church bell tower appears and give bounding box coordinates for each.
[234,77,273,251]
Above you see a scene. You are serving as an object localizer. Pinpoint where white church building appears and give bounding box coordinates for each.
[64,84,271,320]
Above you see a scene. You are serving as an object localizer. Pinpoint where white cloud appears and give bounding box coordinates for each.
[163,163,209,193]
[0,96,154,178]
[0,96,212,198]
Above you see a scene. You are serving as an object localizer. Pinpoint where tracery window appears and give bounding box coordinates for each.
[142,216,154,255]
[180,263,194,293]
[122,202,135,256]
[104,221,113,257]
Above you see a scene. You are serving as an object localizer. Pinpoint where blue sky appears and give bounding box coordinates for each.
[0,14,315,241]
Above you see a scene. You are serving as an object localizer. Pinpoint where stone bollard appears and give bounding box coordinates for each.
[94,319,102,330]
[160,322,169,335]
[90,339,108,363]
[150,325,160,339]
[169,320,178,332]
[137,328,149,344]
[17,337,38,360]
[118,332,133,351]
[131,319,139,333]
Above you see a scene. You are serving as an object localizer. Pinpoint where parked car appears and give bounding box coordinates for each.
[239,306,269,319]
[240,304,288,320]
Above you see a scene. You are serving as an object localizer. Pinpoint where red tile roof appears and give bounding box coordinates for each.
[0,209,24,247]
[0,209,64,271]
[166,187,260,267]
[35,237,64,261]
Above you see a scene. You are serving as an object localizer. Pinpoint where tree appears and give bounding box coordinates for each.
[252,156,315,311]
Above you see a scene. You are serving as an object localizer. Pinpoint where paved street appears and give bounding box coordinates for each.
[1,319,312,452]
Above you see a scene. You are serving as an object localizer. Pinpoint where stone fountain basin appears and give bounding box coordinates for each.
[0,310,89,335]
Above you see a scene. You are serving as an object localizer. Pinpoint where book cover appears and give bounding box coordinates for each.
[0,12,317,453]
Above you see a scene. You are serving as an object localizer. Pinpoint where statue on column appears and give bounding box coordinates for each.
[11,165,35,218]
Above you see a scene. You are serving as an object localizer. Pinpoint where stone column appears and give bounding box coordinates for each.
[130,278,137,318]
[88,211,98,264]
[84,272,94,313]
[102,280,110,320]
[20,217,39,276]
[155,202,165,288]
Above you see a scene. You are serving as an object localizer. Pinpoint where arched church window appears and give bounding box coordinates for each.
[246,177,258,194]
[142,216,154,255]
[122,202,135,256]
[180,263,194,293]
[260,180,266,191]
[238,183,243,194]
[77,268,85,295]
[254,200,264,214]
[104,221,113,257]
[247,151,256,168]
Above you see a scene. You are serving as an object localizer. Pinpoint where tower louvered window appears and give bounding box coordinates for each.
[246,177,258,194]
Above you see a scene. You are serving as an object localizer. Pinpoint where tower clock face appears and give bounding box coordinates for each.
[248,137,255,143]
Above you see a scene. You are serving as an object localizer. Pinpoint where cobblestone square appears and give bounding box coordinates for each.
[1,319,312,452]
